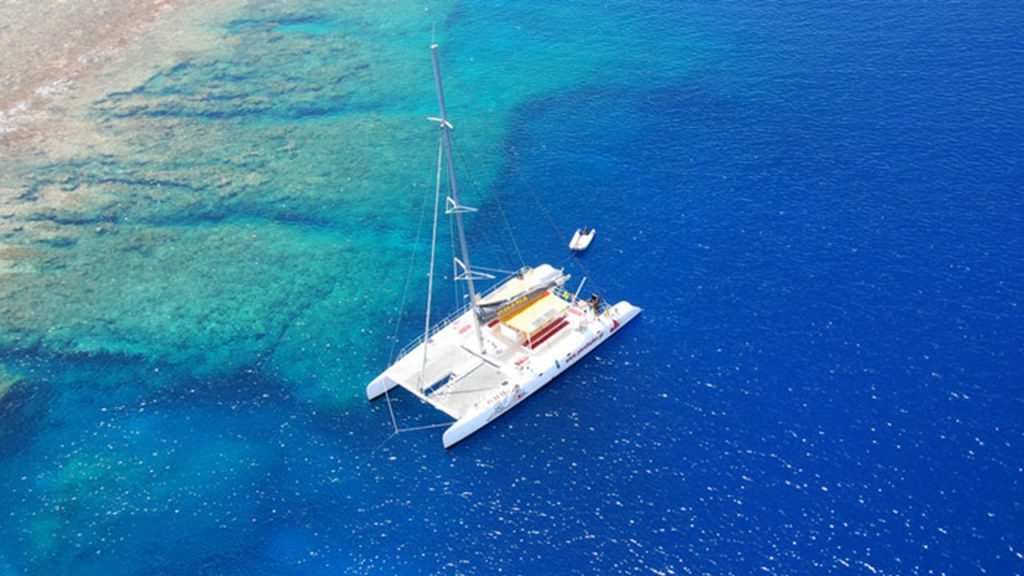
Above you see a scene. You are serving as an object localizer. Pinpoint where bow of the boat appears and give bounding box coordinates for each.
[366,373,400,401]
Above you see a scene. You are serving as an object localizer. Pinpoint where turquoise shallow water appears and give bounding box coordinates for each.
[2,1,1023,574]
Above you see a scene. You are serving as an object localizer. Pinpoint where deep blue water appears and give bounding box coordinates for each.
[2,1,1023,574]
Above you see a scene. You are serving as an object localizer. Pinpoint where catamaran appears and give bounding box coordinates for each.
[366,44,642,448]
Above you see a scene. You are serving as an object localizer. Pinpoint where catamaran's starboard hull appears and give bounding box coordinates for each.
[443,300,640,447]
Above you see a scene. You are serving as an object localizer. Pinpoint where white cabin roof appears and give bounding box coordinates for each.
[478,264,562,306]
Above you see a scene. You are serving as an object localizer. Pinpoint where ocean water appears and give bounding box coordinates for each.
[1,1,1022,575]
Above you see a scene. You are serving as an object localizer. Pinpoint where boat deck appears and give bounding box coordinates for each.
[386,295,591,420]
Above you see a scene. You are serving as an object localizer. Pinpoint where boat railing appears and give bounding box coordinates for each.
[397,300,473,359]
[396,271,521,359]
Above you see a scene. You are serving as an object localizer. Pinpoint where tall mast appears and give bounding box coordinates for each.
[430,43,484,351]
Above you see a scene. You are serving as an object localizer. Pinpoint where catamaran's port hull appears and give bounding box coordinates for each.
[441,301,641,448]
[366,373,401,401]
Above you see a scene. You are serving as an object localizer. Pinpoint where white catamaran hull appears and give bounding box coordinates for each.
[441,301,641,448]
[366,371,401,401]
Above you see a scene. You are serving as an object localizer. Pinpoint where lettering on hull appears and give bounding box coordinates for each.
[565,330,605,363]
[487,384,525,422]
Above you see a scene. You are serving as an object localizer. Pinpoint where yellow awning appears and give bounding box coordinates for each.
[503,292,569,336]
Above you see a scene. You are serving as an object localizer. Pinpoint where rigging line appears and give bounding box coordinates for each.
[448,134,512,267]
[507,145,568,251]
[381,137,441,437]
[395,421,454,433]
[373,420,451,452]
[373,430,400,452]
[486,161,525,268]
[383,388,399,434]
[473,265,519,275]
[504,146,610,297]
[452,134,524,269]
[387,136,437,364]
[477,200,517,271]
[449,202,460,309]
[563,252,605,297]
[421,134,445,383]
